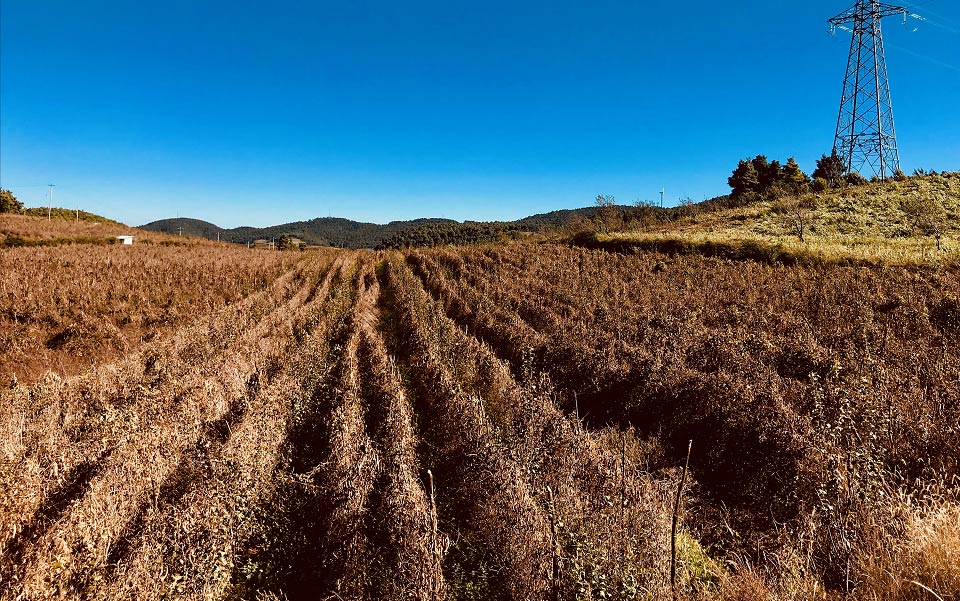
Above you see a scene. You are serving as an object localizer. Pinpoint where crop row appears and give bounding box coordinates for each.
[407,244,960,595]
[2,242,957,599]
[0,251,338,599]
[0,243,301,383]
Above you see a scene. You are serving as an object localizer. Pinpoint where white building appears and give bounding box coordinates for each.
[116,235,135,245]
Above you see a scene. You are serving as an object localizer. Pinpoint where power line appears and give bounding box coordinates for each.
[900,1,959,33]
[887,41,960,72]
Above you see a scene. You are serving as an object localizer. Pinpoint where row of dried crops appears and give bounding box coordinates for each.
[0,250,339,598]
[1,240,957,600]
[405,243,960,599]
[0,244,301,383]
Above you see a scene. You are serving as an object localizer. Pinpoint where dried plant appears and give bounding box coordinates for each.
[1,234,957,600]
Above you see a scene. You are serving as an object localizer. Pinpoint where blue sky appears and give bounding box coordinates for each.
[1,1,957,228]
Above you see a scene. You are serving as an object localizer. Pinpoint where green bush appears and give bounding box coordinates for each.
[0,190,23,213]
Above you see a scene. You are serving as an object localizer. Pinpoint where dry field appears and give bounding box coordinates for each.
[1,237,958,600]
[0,242,301,384]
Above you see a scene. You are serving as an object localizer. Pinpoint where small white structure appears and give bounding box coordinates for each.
[116,235,135,245]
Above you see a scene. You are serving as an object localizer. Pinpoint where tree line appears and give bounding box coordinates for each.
[376,221,526,249]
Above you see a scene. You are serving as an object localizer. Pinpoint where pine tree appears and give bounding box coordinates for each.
[728,160,760,197]
[751,155,771,189]
[782,157,811,193]
[759,158,783,191]
[812,151,846,189]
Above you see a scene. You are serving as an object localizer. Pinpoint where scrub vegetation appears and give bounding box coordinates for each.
[578,172,960,268]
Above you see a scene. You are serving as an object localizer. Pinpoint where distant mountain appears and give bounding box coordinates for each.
[140,209,601,249]
[142,217,225,239]
[140,216,460,248]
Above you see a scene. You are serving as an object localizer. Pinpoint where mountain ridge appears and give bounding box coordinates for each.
[140,208,603,248]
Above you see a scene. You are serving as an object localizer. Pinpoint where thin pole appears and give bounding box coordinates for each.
[48,184,55,220]
[547,486,560,601]
[671,440,693,599]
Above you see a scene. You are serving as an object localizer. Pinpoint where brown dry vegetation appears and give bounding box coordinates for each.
[0,236,301,383]
[1,236,958,600]
[0,212,205,246]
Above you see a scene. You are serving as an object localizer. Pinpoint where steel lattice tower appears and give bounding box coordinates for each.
[830,0,907,179]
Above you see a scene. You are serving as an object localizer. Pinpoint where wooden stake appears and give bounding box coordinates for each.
[427,469,443,600]
[547,486,560,601]
[672,440,692,600]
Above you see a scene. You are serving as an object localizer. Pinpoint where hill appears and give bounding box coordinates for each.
[141,216,462,248]
[578,172,960,267]
[139,217,226,239]
[21,207,126,227]
[516,206,603,229]
[140,208,605,249]
[1,211,223,248]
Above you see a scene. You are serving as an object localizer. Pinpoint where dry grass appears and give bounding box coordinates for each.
[0,212,208,246]
[590,173,960,268]
[856,496,960,600]
[600,230,960,267]
[409,242,960,599]
[0,212,136,243]
[0,250,339,599]
[1,234,957,600]
[0,240,300,383]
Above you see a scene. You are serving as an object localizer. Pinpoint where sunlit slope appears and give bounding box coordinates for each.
[596,173,960,266]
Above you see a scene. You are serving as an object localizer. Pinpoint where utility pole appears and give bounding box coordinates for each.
[48,184,55,220]
[178,226,183,237]
[830,0,910,180]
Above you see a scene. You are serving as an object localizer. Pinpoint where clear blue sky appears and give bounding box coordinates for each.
[1,1,957,228]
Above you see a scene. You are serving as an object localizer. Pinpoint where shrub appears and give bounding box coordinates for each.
[846,172,869,186]
[0,190,23,213]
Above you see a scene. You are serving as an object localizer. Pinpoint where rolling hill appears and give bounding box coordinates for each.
[139,208,606,249]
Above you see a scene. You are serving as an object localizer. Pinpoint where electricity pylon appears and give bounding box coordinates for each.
[830,1,907,179]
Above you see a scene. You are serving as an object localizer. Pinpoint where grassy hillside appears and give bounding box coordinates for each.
[21,207,126,227]
[587,173,960,266]
[0,212,227,248]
